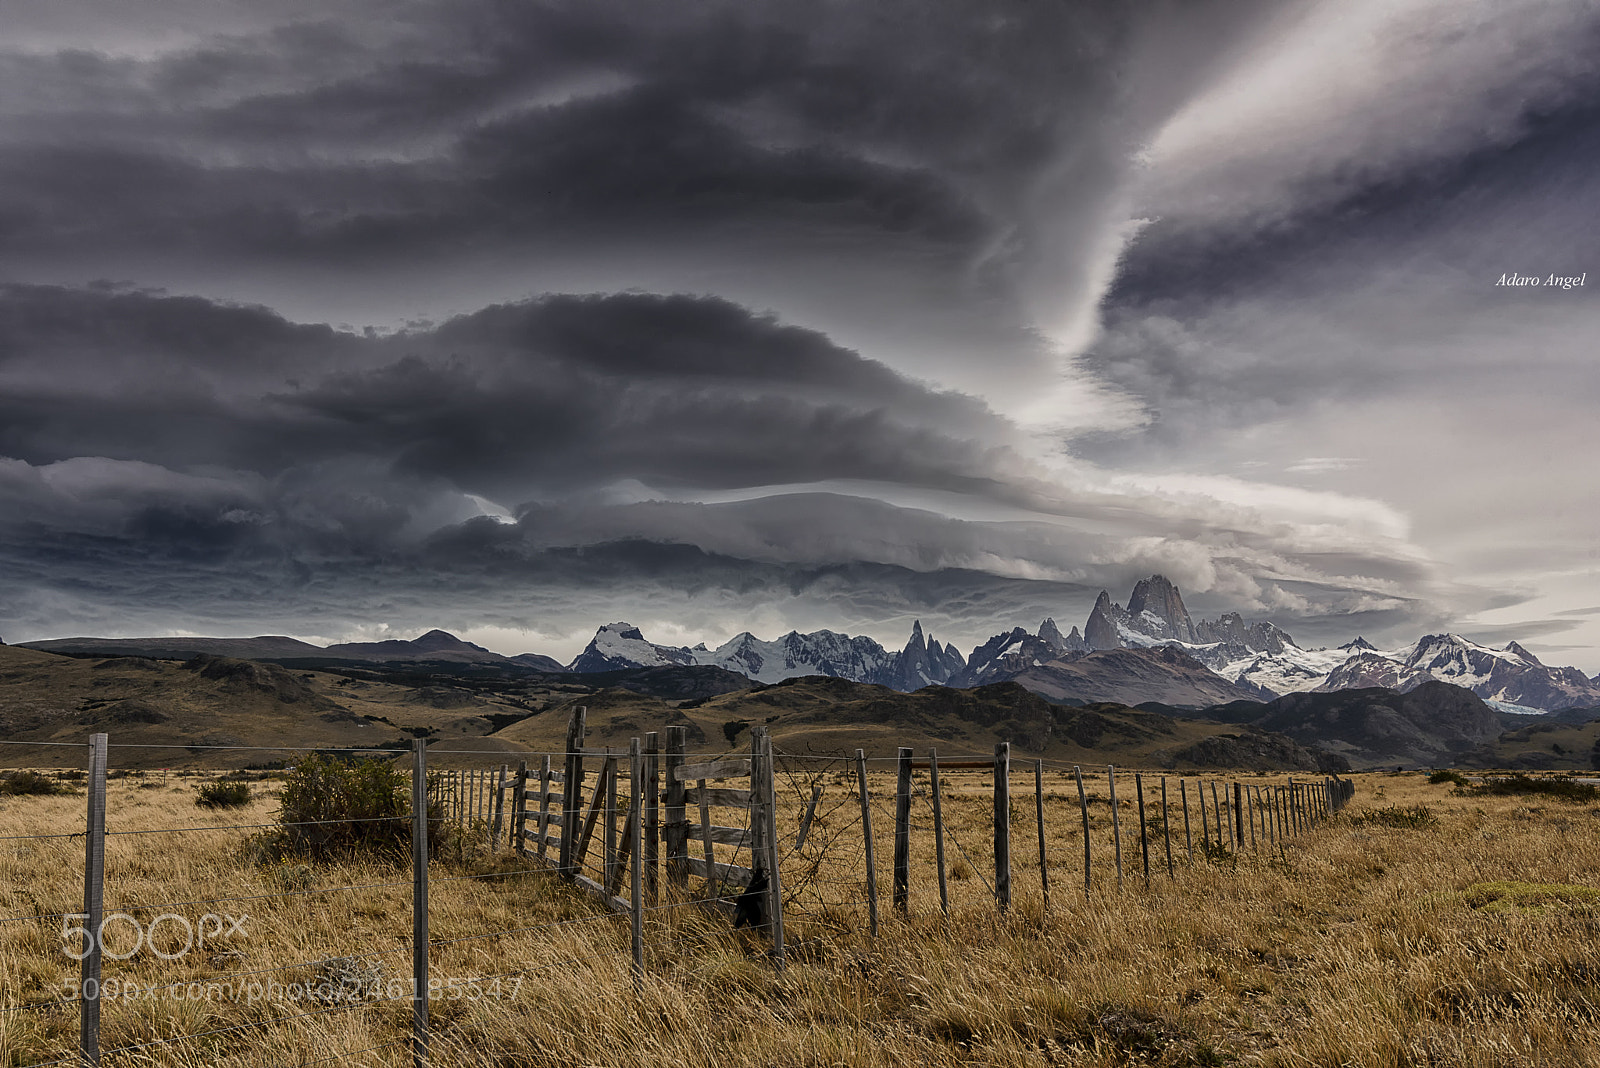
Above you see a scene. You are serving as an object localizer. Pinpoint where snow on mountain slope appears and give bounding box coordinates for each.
[569,620,963,689]
[1402,633,1600,710]
[694,629,896,686]
[567,623,699,672]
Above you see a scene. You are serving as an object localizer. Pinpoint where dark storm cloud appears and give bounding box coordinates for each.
[0,284,1013,495]
[0,0,1284,285]
[12,0,1565,663]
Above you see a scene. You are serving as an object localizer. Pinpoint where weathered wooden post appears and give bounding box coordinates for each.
[603,753,619,892]
[930,750,949,915]
[1211,781,1225,848]
[1034,759,1049,909]
[534,756,551,858]
[1075,765,1091,897]
[511,759,529,854]
[1108,765,1123,891]
[664,726,688,891]
[757,728,785,969]
[410,738,429,1068]
[80,733,108,1068]
[628,737,644,992]
[696,777,717,902]
[489,763,508,850]
[1135,772,1150,887]
[643,732,660,905]
[894,747,913,914]
[1160,777,1174,878]
[560,707,587,879]
[994,742,1012,914]
[855,749,879,936]
[1180,779,1193,860]
[1233,782,1244,849]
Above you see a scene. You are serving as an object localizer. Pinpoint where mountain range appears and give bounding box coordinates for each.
[16,574,1600,712]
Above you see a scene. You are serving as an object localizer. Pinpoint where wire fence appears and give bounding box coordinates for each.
[0,721,1353,1067]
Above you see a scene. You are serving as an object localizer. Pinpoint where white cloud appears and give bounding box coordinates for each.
[1137,0,1600,229]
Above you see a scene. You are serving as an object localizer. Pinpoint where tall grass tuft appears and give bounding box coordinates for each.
[1472,774,1600,802]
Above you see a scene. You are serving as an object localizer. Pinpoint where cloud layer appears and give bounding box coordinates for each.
[2,0,1597,669]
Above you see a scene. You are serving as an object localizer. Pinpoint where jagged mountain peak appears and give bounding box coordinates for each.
[1504,641,1541,665]
[1127,575,1197,643]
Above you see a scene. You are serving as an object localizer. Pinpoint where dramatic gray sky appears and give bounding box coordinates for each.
[3,0,1598,670]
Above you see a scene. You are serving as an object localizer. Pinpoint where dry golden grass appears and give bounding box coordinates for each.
[2,767,1599,1066]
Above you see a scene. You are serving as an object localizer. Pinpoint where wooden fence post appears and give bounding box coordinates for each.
[1075,766,1091,897]
[1135,772,1150,887]
[1161,777,1174,878]
[629,737,644,991]
[855,749,878,937]
[644,732,660,906]
[930,750,949,916]
[410,738,430,1068]
[1108,765,1123,891]
[534,756,551,858]
[757,728,785,969]
[664,727,688,891]
[1181,779,1193,860]
[511,759,528,855]
[893,747,913,914]
[994,742,1011,914]
[560,707,587,879]
[604,753,619,893]
[490,764,507,850]
[1210,781,1225,848]
[1233,782,1244,849]
[1034,760,1049,909]
[80,733,107,1068]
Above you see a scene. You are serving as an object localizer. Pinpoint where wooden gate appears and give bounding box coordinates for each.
[507,708,784,957]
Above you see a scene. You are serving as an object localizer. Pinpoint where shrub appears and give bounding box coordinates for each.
[1428,770,1468,786]
[195,780,252,808]
[257,753,420,861]
[0,771,72,796]
[1352,805,1437,829]
[1471,775,1599,802]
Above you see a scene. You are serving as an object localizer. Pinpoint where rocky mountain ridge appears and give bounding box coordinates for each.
[20,576,1600,711]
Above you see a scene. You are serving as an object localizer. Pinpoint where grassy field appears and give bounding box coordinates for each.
[2,766,1598,1066]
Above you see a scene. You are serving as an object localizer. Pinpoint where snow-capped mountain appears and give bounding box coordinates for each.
[567,623,701,673]
[952,618,1086,686]
[1399,634,1600,710]
[568,619,966,689]
[1070,577,1600,711]
[691,628,897,686]
[566,581,1600,711]
[890,620,967,690]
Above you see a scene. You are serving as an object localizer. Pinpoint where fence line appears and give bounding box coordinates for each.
[1,715,1356,1068]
